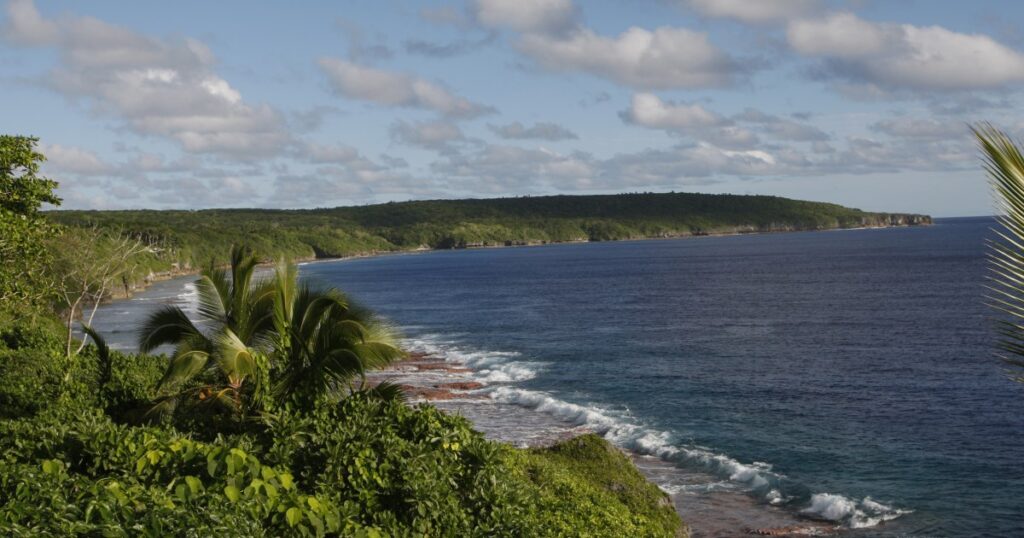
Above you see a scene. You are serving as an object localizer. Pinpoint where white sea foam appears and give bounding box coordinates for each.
[403,337,540,384]
[402,333,908,530]
[801,493,909,529]
[487,386,908,529]
[175,283,200,314]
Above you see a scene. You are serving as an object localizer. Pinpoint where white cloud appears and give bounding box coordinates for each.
[488,121,578,140]
[303,143,362,164]
[432,144,596,191]
[390,120,465,150]
[473,0,577,34]
[787,12,1024,91]
[518,26,737,89]
[40,144,112,175]
[318,58,493,118]
[688,0,819,24]
[621,93,722,130]
[619,93,761,148]
[3,0,290,158]
[2,0,56,44]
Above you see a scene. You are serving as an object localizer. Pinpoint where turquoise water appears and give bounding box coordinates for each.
[92,217,1023,536]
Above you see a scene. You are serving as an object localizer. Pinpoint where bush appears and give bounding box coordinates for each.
[515,434,685,537]
[0,346,63,419]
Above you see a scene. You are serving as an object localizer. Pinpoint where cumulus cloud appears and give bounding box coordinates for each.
[2,0,55,44]
[389,119,466,150]
[432,143,596,192]
[488,121,578,140]
[40,144,113,175]
[3,0,291,159]
[787,12,1024,91]
[622,94,831,145]
[270,164,435,207]
[619,93,759,148]
[687,0,820,25]
[473,0,577,34]
[518,26,738,89]
[318,58,494,118]
[620,93,723,130]
[302,142,363,164]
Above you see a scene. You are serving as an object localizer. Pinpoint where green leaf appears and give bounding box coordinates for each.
[41,459,62,475]
[286,506,302,527]
[185,476,202,494]
[224,484,241,502]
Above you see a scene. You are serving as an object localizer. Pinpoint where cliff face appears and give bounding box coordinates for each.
[861,214,933,227]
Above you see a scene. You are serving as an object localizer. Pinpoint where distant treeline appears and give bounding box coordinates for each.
[48,192,931,270]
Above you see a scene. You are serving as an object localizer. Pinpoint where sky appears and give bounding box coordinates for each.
[3,1,1024,217]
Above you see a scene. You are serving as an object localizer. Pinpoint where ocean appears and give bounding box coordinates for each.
[90,217,1024,537]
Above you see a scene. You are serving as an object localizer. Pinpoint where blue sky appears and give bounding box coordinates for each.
[3,0,1024,216]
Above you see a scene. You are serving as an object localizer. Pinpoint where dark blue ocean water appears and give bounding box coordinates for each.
[91,217,1023,536]
[297,217,1023,537]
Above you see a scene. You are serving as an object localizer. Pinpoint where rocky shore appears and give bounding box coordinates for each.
[367,350,837,537]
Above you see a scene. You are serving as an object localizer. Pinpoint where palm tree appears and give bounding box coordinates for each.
[139,246,405,416]
[139,246,274,416]
[975,124,1024,383]
[270,273,405,407]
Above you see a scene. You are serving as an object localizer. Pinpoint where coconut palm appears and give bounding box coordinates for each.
[139,246,274,415]
[139,245,404,416]
[267,261,405,407]
[975,123,1024,383]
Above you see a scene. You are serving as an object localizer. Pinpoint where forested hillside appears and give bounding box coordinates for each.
[50,192,931,270]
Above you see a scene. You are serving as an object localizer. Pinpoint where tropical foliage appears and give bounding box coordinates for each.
[140,246,405,418]
[0,135,61,312]
[976,124,1024,383]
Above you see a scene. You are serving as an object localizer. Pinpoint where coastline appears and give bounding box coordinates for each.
[86,222,943,536]
[116,219,933,302]
[367,346,837,538]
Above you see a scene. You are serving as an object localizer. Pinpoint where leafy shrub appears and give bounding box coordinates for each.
[265,394,532,536]
[0,369,686,537]
[514,434,685,537]
[0,407,373,537]
[0,346,62,419]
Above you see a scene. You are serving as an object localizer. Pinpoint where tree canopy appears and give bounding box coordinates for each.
[0,135,61,311]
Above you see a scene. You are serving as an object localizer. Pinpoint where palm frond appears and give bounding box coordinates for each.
[359,380,407,403]
[137,305,204,353]
[975,123,1024,381]
[194,274,228,323]
[159,346,210,390]
[81,324,112,388]
[214,329,257,386]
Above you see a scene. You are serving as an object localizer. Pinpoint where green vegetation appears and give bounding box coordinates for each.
[0,135,61,313]
[976,124,1024,383]
[49,192,931,274]
[1,137,685,536]
[0,308,683,536]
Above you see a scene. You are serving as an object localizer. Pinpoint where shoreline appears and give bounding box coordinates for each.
[111,220,933,302]
[297,219,932,271]
[368,346,837,537]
